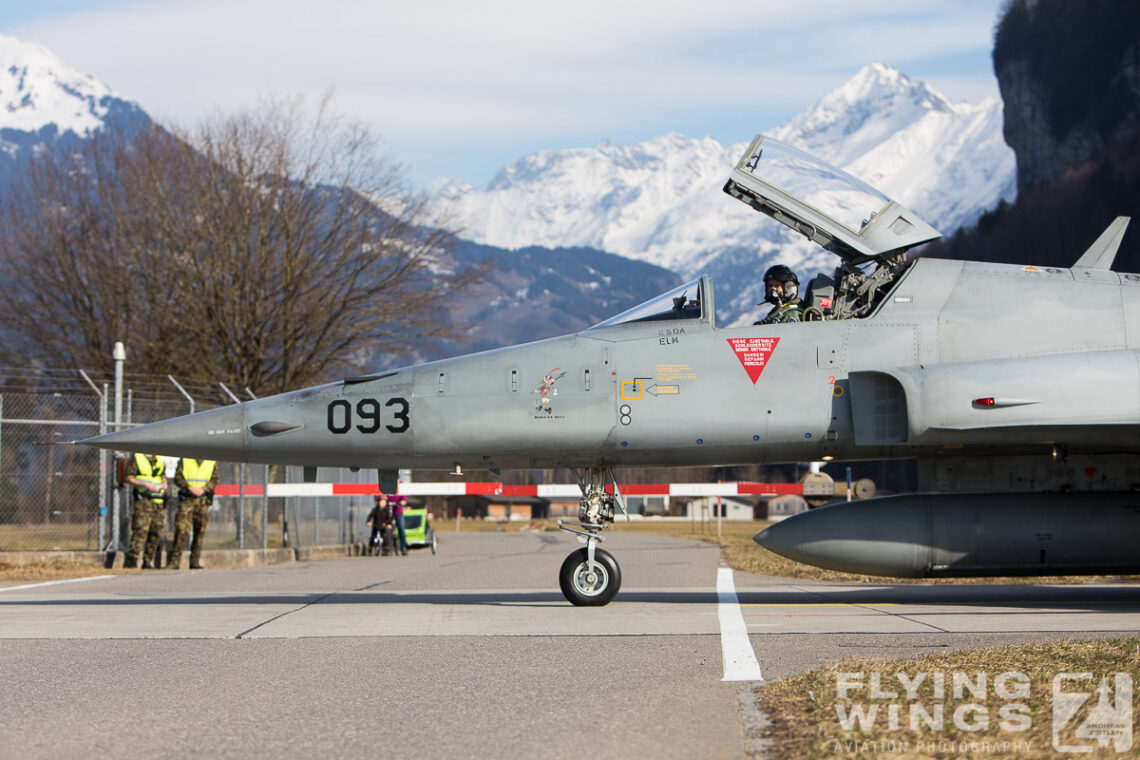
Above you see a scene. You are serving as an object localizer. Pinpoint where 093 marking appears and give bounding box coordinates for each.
[327,397,409,434]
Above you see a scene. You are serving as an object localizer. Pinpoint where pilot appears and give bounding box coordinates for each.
[755,264,803,325]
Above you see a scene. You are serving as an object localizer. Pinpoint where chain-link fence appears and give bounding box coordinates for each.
[0,368,371,553]
[0,389,103,551]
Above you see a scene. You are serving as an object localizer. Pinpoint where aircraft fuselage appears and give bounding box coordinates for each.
[100,256,1140,473]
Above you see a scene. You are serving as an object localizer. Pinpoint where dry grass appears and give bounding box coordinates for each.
[433,518,527,533]
[0,561,133,582]
[0,524,99,551]
[757,637,1140,759]
[0,523,289,551]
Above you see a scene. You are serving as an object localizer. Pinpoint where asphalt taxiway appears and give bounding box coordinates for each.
[0,531,1137,758]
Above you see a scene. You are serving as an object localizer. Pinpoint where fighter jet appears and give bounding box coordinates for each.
[82,135,1140,605]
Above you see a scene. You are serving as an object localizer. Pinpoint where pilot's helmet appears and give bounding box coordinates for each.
[762,264,798,306]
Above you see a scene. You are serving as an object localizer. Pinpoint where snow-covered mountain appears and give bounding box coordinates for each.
[0,35,1016,348]
[436,63,1017,325]
[0,34,679,361]
[0,34,150,188]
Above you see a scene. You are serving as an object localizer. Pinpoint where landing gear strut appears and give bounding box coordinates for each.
[557,467,626,606]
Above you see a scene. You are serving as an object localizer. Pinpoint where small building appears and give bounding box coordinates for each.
[763,494,809,521]
[622,495,671,516]
[683,495,758,521]
[446,495,550,521]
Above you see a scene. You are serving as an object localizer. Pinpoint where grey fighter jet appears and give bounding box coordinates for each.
[82,135,1140,604]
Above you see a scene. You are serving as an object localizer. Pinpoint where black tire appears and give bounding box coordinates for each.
[559,547,621,606]
[429,529,437,555]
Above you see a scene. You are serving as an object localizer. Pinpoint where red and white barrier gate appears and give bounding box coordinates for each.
[213,482,807,498]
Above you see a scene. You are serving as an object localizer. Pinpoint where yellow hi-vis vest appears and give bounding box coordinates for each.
[133,453,165,502]
[181,459,216,491]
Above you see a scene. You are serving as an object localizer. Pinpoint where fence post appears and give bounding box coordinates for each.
[287,465,301,549]
[244,388,268,551]
[168,376,195,415]
[219,384,243,549]
[238,464,245,549]
[110,341,126,550]
[79,371,108,551]
[101,386,108,549]
[0,395,3,533]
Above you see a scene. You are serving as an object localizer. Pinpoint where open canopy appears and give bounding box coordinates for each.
[723,135,942,265]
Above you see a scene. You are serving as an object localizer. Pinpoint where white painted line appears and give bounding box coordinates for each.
[717,567,763,681]
[0,575,114,593]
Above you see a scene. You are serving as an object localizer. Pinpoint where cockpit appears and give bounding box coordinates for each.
[587,136,944,330]
[723,135,943,322]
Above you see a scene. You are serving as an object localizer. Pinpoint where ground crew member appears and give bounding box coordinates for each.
[124,452,167,569]
[755,264,803,324]
[169,457,217,569]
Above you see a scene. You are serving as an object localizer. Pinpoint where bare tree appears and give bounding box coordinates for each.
[0,97,482,395]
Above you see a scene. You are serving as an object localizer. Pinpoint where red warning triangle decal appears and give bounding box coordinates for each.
[727,337,780,384]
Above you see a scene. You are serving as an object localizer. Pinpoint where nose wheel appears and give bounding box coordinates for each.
[556,467,627,606]
[559,545,621,606]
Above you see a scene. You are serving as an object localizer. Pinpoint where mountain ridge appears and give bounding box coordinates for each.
[438,63,1016,326]
[0,34,152,194]
[0,35,1016,346]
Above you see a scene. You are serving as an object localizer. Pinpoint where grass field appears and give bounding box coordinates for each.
[0,560,136,581]
[756,637,1140,759]
[0,524,101,551]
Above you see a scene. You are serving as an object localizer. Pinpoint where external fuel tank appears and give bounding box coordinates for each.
[754,493,1140,577]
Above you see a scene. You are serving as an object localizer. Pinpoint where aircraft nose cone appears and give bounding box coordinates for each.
[80,403,248,461]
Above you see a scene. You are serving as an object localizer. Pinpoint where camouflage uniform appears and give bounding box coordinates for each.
[125,453,167,568]
[758,297,803,324]
[170,458,217,569]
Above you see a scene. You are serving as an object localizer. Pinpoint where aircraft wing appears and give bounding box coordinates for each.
[723,135,942,265]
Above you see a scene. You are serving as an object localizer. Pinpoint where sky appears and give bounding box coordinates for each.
[6,0,1008,189]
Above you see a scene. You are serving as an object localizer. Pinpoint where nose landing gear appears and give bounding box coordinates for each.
[556,467,626,606]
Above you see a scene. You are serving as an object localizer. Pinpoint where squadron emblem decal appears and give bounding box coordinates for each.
[534,368,566,414]
[727,337,779,384]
